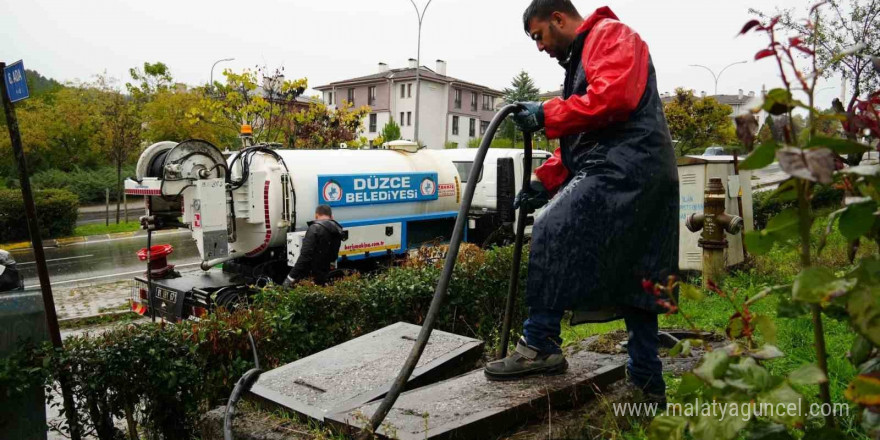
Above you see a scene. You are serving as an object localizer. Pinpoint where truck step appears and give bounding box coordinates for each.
[247,322,483,422]
[327,347,626,440]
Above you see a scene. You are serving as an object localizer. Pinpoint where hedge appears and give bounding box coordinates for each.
[0,188,79,242]
[752,183,844,230]
[1,244,527,439]
[26,166,136,204]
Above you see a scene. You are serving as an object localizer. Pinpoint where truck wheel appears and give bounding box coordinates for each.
[214,288,249,312]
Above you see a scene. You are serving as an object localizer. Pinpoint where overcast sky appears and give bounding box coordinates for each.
[0,0,845,107]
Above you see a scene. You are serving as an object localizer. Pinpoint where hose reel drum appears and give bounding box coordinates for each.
[136,139,226,182]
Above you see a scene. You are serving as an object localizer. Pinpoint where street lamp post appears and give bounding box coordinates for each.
[210,57,235,91]
[689,61,748,96]
[408,0,432,144]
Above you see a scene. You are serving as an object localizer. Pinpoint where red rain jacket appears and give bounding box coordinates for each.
[534,7,651,194]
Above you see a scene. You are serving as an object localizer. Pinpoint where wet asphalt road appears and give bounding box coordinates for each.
[10,231,201,290]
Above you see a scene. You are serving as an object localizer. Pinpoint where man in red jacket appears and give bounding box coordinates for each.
[484,1,679,404]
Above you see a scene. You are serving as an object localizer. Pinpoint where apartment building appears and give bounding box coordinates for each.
[315,59,503,149]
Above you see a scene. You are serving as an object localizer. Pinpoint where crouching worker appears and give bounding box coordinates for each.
[283,205,344,287]
[0,250,23,292]
[484,1,679,404]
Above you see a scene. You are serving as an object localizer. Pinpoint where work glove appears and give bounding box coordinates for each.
[513,180,549,213]
[512,102,545,133]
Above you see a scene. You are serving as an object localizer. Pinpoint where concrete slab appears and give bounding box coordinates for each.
[248,322,483,422]
[327,348,626,440]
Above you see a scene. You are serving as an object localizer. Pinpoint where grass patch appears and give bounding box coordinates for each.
[59,310,140,330]
[98,303,131,313]
[73,221,140,237]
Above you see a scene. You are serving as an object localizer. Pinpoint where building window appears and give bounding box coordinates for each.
[471,92,477,111]
[347,88,355,104]
[327,92,334,105]
[469,118,476,137]
[369,114,377,133]
[480,121,489,135]
[454,89,462,109]
[400,112,405,125]
[407,112,412,126]
[400,84,406,98]
[482,95,494,110]
[452,116,459,135]
[407,83,412,98]
[368,86,376,106]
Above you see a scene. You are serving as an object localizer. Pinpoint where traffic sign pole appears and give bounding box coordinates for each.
[1,61,82,440]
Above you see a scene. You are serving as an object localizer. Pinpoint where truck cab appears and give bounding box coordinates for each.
[435,148,551,245]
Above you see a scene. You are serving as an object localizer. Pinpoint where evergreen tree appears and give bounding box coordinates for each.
[381,118,401,142]
[502,70,541,104]
[500,70,542,143]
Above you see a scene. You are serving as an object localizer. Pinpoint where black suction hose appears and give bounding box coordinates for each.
[497,131,532,358]
[361,104,524,438]
[223,331,262,440]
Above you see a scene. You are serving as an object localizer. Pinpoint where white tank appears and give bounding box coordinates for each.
[227,148,461,257]
[227,150,291,257]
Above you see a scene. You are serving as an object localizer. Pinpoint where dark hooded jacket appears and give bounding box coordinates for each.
[288,219,344,285]
[526,7,679,321]
[0,250,22,292]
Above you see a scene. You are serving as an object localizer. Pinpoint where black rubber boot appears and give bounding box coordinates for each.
[484,338,568,381]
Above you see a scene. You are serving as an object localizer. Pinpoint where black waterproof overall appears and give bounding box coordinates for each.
[525,31,680,322]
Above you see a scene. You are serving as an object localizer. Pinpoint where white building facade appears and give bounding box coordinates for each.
[316,60,503,149]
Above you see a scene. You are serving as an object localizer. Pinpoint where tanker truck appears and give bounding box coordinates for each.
[125,138,541,321]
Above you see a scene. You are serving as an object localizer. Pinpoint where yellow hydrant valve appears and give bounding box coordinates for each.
[685,178,744,286]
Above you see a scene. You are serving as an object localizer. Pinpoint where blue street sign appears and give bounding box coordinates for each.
[4,60,29,103]
[317,172,439,207]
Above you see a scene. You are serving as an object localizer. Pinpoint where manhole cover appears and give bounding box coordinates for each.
[249,322,483,422]
[327,349,625,440]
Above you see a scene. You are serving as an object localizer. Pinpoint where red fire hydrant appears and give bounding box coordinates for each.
[137,244,176,279]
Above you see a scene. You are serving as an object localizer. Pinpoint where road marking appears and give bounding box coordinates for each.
[23,262,202,289]
[64,230,190,247]
[17,255,94,266]
[6,230,190,253]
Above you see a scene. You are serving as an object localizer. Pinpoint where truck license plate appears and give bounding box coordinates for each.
[156,288,177,304]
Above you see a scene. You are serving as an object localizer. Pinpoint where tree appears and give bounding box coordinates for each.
[25,69,62,99]
[0,85,105,173]
[188,67,307,148]
[501,70,542,144]
[142,88,232,145]
[502,70,541,103]
[757,111,842,146]
[126,62,173,102]
[664,88,738,156]
[751,0,880,163]
[0,70,61,131]
[0,99,51,176]
[286,101,370,148]
[381,118,401,143]
[94,75,143,223]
